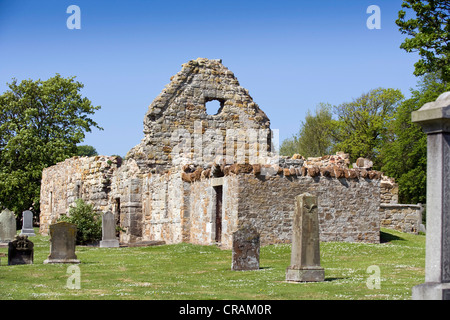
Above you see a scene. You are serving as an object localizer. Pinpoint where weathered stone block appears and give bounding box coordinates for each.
[286,193,324,282]
[0,209,16,243]
[20,210,36,237]
[100,211,119,248]
[8,235,34,265]
[231,225,260,271]
[334,167,345,179]
[44,222,80,264]
[307,166,320,177]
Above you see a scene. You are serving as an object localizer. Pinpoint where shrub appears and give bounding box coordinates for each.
[58,198,102,245]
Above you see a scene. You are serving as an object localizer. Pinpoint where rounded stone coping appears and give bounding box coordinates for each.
[179,163,383,182]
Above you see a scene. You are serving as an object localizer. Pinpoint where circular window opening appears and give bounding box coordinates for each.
[205,99,225,116]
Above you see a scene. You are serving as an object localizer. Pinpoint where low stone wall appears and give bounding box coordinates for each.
[380,178,399,204]
[379,203,423,234]
[236,174,381,245]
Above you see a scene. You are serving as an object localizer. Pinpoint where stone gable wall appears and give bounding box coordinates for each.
[127,58,271,172]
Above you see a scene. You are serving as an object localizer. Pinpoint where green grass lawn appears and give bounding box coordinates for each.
[0,228,425,300]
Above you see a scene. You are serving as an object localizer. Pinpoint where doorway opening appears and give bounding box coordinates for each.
[114,197,121,238]
[214,185,223,244]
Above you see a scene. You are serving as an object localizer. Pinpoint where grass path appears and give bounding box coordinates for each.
[0,228,425,300]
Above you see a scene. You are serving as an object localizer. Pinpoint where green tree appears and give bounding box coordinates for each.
[279,135,299,157]
[77,145,98,157]
[280,103,335,157]
[396,0,450,81]
[332,88,404,167]
[382,73,450,203]
[0,74,102,215]
[58,198,102,245]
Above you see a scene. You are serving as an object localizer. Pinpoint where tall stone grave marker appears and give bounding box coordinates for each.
[44,221,80,264]
[286,193,325,282]
[0,209,16,243]
[20,210,36,237]
[8,235,34,265]
[231,225,260,271]
[100,211,119,248]
[412,91,450,299]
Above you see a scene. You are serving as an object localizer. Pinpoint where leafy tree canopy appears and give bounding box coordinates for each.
[77,145,98,157]
[397,0,450,81]
[381,73,450,203]
[332,88,404,167]
[280,103,334,158]
[281,88,404,170]
[0,74,102,215]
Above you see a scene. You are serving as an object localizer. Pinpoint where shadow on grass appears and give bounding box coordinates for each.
[280,277,348,283]
[75,261,100,265]
[380,231,404,243]
[325,277,347,282]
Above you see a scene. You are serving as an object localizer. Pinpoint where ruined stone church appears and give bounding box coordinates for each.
[39,58,417,248]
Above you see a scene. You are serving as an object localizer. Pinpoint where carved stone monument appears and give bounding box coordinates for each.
[100,211,119,248]
[8,235,34,265]
[231,225,260,271]
[286,193,325,282]
[43,221,80,264]
[412,91,450,299]
[20,210,36,237]
[0,208,16,243]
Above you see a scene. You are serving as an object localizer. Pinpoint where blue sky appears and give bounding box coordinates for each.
[0,0,419,157]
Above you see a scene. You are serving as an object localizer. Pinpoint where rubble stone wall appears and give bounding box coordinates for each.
[39,152,412,247]
[127,58,271,173]
[39,153,395,246]
[187,176,239,248]
[236,173,381,245]
[141,172,183,244]
[379,203,423,234]
[39,156,121,235]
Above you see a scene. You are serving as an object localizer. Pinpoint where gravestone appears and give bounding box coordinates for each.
[100,211,119,248]
[231,225,260,271]
[0,209,16,243]
[8,235,34,265]
[286,193,325,282]
[20,210,36,237]
[43,221,80,264]
[411,91,450,299]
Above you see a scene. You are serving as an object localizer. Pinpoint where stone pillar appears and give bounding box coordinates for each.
[411,92,450,299]
[120,178,143,244]
[286,193,325,282]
